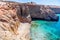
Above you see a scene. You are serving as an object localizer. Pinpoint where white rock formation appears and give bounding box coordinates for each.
[0,13,31,40]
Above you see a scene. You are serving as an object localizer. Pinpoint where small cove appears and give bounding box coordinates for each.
[31,14,60,40]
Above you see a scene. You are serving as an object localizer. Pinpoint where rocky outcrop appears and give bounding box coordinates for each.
[49,6,60,14]
[0,1,31,40]
[26,4,59,21]
[0,1,59,40]
[2,1,58,21]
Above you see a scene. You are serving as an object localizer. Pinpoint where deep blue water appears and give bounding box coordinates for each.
[31,14,60,40]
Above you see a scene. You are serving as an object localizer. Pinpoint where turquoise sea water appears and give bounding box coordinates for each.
[31,14,60,40]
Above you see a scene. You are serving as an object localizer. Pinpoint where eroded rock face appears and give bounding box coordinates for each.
[0,1,31,40]
[27,5,59,21]
[18,5,31,23]
[0,1,59,40]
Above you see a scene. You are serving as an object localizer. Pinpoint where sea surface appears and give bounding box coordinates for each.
[31,14,60,40]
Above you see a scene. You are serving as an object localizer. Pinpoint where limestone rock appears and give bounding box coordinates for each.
[27,5,59,21]
[0,1,31,40]
[0,1,59,40]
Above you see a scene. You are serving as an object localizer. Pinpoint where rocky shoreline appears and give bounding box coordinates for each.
[0,1,59,21]
[0,1,31,40]
[20,2,59,21]
[0,1,59,40]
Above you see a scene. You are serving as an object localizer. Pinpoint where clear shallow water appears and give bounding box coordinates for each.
[31,14,60,40]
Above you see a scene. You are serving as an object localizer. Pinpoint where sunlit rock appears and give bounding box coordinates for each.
[0,1,31,40]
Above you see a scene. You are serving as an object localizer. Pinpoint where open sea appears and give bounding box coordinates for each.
[31,14,60,40]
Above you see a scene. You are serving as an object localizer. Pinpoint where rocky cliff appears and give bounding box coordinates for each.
[26,4,59,21]
[1,1,58,21]
[0,1,59,40]
[17,2,58,21]
[49,5,60,14]
[0,1,31,40]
